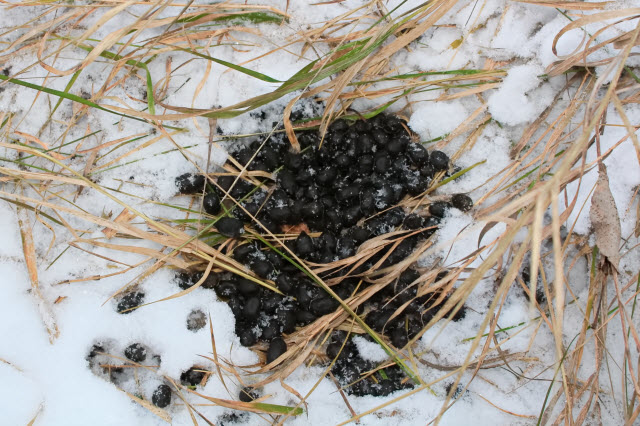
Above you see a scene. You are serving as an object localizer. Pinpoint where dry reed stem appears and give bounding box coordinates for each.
[1,0,639,423]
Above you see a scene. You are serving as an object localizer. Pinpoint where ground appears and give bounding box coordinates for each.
[0,1,639,425]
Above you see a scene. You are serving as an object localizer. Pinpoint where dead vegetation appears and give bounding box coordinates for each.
[0,0,639,424]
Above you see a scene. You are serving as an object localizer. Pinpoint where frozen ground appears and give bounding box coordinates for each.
[0,0,639,425]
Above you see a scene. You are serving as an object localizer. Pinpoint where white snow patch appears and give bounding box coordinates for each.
[409,101,468,140]
[353,336,388,363]
[488,64,552,126]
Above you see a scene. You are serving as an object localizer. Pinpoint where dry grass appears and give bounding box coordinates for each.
[1,0,639,424]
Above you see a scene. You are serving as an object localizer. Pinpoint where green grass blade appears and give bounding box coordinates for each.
[169,45,281,83]
[0,197,63,226]
[432,160,486,189]
[51,69,83,116]
[0,74,149,124]
[177,11,287,25]
[251,402,303,416]
[76,44,156,114]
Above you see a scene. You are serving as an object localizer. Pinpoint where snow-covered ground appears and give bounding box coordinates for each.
[1,0,639,425]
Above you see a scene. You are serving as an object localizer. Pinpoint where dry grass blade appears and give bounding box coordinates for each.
[120,389,172,423]
[17,207,59,343]
[1,0,639,423]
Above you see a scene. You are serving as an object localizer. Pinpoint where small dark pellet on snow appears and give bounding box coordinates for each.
[186,309,207,331]
[124,343,147,363]
[429,201,451,218]
[238,387,259,403]
[152,384,172,408]
[87,343,105,360]
[180,367,206,387]
[175,173,205,194]
[451,193,473,212]
[117,291,144,314]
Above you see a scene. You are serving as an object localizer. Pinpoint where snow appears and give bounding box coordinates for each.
[352,336,388,363]
[1,0,639,424]
[487,64,553,126]
[409,101,468,141]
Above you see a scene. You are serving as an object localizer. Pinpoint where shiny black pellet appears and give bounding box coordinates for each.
[251,259,273,278]
[451,193,473,212]
[203,192,221,216]
[117,292,144,314]
[428,201,450,218]
[216,217,244,238]
[266,337,287,364]
[239,387,258,402]
[429,150,449,171]
[175,173,205,194]
[152,384,172,408]
[407,143,428,166]
[124,343,147,363]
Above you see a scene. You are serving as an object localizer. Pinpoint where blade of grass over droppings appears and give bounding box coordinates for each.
[251,233,422,385]
[432,160,486,190]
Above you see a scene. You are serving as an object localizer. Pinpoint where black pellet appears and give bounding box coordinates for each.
[239,387,258,402]
[266,337,287,364]
[301,201,324,220]
[152,384,172,408]
[278,309,296,333]
[117,292,144,314]
[239,328,258,347]
[407,143,428,166]
[243,297,261,320]
[180,367,206,387]
[310,296,339,316]
[284,152,303,170]
[237,278,259,296]
[295,310,316,326]
[295,232,314,257]
[250,259,273,278]
[124,343,147,363]
[276,274,294,293]
[277,170,297,196]
[216,217,244,238]
[374,155,391,174]
[451,193,473,212]
[233,244,256,263]
[429,201,450,218]
[429,150,449,171]
[203,192,221,216]
[176,173,205,194]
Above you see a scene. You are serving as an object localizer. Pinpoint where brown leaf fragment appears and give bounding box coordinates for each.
[102,208,136,239]
[590,164,621,270]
